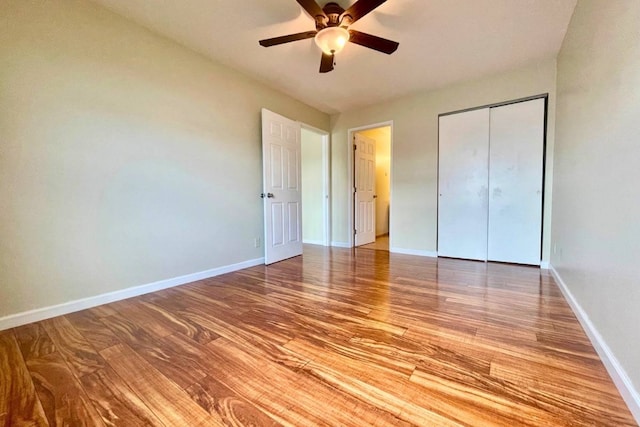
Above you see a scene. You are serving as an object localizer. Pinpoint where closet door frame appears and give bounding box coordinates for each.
[437,94,548,265]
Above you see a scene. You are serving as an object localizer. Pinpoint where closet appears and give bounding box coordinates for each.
[437,97,545,265]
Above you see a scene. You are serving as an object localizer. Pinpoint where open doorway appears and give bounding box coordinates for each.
[350,124,392,251]
[301,125,330,246]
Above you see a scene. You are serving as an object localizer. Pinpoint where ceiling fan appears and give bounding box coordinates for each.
[259,0,399,73]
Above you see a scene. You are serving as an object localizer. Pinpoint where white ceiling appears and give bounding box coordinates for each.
[91,0,577,114]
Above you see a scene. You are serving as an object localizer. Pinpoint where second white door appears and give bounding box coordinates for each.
[354,133,376,246]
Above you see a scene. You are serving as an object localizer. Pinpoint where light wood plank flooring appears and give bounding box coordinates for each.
[1,245,636,426]
[359,234,390,251]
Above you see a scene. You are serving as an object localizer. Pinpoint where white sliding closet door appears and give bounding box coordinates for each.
[438,108,490,261]
[487,99,545,265]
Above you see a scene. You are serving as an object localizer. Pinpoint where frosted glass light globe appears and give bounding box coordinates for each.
[314,27,350,55]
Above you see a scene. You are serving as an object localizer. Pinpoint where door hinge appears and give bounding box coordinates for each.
[353,144,357,150]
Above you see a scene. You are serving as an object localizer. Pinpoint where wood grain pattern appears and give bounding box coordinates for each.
[100,314,208,389]
[81,366,165,426]
[40,316,105,377]
[100,343,224,426]
[1,245,637,426]
[26,351,105,426]
[185,376,283,426]
[13,323,56,361]
[65,310,120,352]
[0,331,49,426]
[202,337,410,426]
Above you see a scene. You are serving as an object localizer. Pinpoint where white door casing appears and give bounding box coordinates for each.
[354,133,376,246]
[487,99,545,265]
[261,109,302,265]
[438,108,490,261]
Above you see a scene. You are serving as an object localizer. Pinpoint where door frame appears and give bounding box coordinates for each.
[300,123,331,247]
[347,121,394,248]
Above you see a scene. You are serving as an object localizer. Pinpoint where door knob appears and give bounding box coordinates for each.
[373,195,378,199]
[267,193,274,198]
[261,193,274,198]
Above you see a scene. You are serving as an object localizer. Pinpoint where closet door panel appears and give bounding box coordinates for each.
[438,108,490,261]
[488,99,545,265]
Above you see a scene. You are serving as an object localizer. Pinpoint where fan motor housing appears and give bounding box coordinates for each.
[315,2,348,29]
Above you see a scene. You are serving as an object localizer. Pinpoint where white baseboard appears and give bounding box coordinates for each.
[540,261,550,269]
[303,239,326,246]
[0,257,265,332]
[550,265,640,423]
[331,241,351,248]
[390,247,438,258]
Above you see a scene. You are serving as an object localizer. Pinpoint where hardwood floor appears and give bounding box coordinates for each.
[359,234,390,251]
[1,245,636,426]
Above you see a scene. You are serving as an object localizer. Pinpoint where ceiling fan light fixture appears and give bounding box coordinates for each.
[258,0,399,73]
[314,27,350,55]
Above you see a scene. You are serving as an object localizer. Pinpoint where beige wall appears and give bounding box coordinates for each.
[359,127,391,236]
[552,0,640,400]
[0,0,328,319]
[301,128,325,244]
[331,59,557,256]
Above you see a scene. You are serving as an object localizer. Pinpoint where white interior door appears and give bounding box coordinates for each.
[438,108,490,261]
[261,109,302,265]
[488,99,545,265]
[354,133,376,246]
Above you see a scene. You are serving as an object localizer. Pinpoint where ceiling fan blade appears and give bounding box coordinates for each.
[319,52,334,73]
[259,31,317,47]
[341,0,387,24]
[348,30,399,54]
[295,0,326,19]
